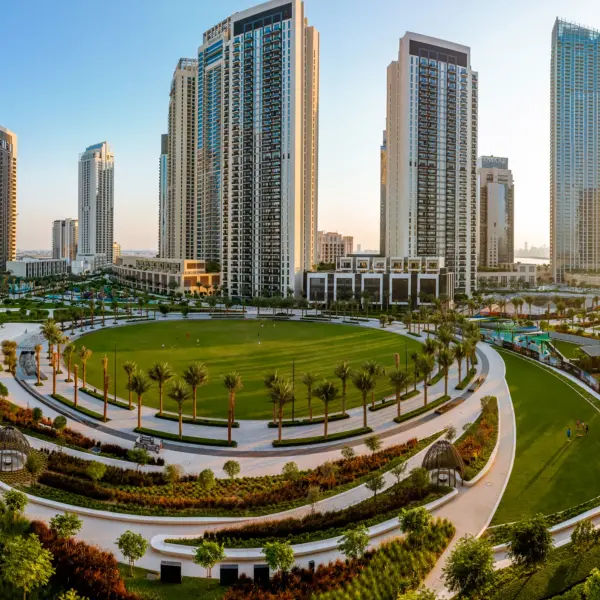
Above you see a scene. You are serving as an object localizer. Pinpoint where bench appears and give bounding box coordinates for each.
[134,435,162,453]
[468,376,485,393]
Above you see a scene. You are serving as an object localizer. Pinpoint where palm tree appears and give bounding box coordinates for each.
[416,354,435,406]
[389,369,410,418]
[352,370,376,428]
[410,350,420,391]
[222,372,243,444]
[40,319,59,360]
[314,380,340,438]
[55,333,68,375]
[301,372,319,422]
[264,370,281,423]
[268,378,294,442]
[73,364,79,407]
[333,361,351,415]
[453,342,467,386]
[148,362,174,416]
[168,380,192,439]
[101,355,109,421]
[122,361,137,409]
[34,344,42,386]
[182,362,209,421]
[78,346,92,389]
[88,299,95,328]
[112,298,119,323]
[362,360,385,407]
[437,347,455,397]
[128,371,152,429]
[63,343,75,382]
[523,295,534,319]
[437,326,454,348]
[99,300,106,326]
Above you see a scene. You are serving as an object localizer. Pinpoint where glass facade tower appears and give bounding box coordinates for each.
[551,19,600,282]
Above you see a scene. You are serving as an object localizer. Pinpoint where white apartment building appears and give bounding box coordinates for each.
[477,156,514,268]
[0,127,17,272]
[112,241,121,263]
[384,33,478,295]
[52,218,78,262]
[196,0,319,297]
[7,257,68,279]
[316,231,353,264]
[76,142,114,271]
[477,262,536,289]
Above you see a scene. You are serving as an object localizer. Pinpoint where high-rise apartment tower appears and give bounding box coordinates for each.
[52,218,78,261]
[380,130,387,256]
[477,156,514,267]
[551,19,600,282]
[158,134,169,258]
[0,127,17,271]
[384,32,478,294]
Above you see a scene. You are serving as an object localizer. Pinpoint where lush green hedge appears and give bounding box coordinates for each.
[393,395,451,423]
[272,426,372,447]
[80,387,133,411]
[427,370,444,386]
[155,412,238,428]
[406,331,422,338]
[455,367,477,390]
[368,389,420,413]
[134,426,236,447]
[268,413,349,427]
[50,393,107,421]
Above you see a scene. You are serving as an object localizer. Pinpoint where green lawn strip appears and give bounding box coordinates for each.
[491,542,600,600]
[119,564,227,600]
[407,331,422,338]
[455,367,477,390]
[393,395,451,424]
[79,387,134,411]
[49,393,107,421]
[493,349,600,525]
[267,413,349,427]
[553,339,583,359]
[427,370,445,386]
[134,426,236,447]
[155,412,238,428]
[272,426,372,447]
[369,389,421,412]
[454,397,498,481]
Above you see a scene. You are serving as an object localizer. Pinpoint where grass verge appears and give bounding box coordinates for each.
[272,426,372,447]
[267,413,349,427]
[455,367,477,390]
[134,426,236,447]
[80,387,134,411]
[50,393,107,421]
[393,395,451,424]
[155,412,238,428]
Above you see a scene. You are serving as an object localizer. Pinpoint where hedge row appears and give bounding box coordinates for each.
[272,426,372,447]
[393,395,451,424]
[50,393,107,421]
[80,387,133,410]
[154,412,238,428]
[267,413,349,428]
[133,426,236,447]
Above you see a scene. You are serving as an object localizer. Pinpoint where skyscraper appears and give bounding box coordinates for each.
[77,142,114,267]
[477,156,514,267]
[196,0,319,296]
[0,127,17,272]
[166,58,197,260]
[551,19,600,282]
[52,218,78,261]
[380,130,387,256]
[384,32,478,295]
[158,134,169,258]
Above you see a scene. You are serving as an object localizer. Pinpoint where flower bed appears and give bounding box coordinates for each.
[454,396,498,481]
[393,395,451,423]
[50,393,107,421]
[267,413,349,428]
[133,426,236,447]
[222,518,455,600]
[272,426,372,447]
[80,387,134,411]
[455,367,477,390]
[155,412,238,428]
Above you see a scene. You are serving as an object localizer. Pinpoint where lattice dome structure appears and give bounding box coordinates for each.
[0,426,31,472]
[421,439,465,487]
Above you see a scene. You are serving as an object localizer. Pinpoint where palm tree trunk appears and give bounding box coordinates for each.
[82,363,87,389]
[278,406,283,441]
[36,353,40,385]
[457,359,462,385]
[342,382,347,415]
[193,387,197,421]
[179,409,183,439]
[103,372,108,422]
[67,357,71,382]
[227,392,233,444]
[128,376,132,409]
[444,372,448,397]
[362,394,367,428]
[324,405,329,439]
[424,381,428,407]
[396,388,401,418]
[52,354,57,395]
[159,384,163,416]
[308,393,312,422]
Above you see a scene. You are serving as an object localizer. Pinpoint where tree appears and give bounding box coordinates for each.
[301,372,319,422]
[508,514,553,569]
[397,588,438,600]
[128,371,152,429]
[78,346,92,389]
[444,425,457,441]
[365,434,383,454]
[50,512,83,539]
[390,461,407,485]
[127,448,150,470]
[571,518,598,554]
[399,507,432,542]
[198,468,215,490]
[352,370,376,428]
[313,380,340,438]
[34,343,43,386]
[585,568,600,600]
[262,541,295,575]
[32,407,43,423]
[282,461,300,481]
[53,415,67,433]
[182,362,209,421]
[148,362,174,416]
[58,590,89,600]
[269,378,295,442]
[122,360,138,410]
[409,467,430,494]
[341,445,355,460]
[416,354,435,406]
[389,369,410,418]
[443,535,495,600]
[164,464,183,487]
[362,360,385,407]
[264,369,282,423]
[338,525,370,560]
[334,361,352,415]
[194,540,225,579]
[1,534,55,600]
[63,343,75,382]
[454,343,466,385]
[5,490,27,516]
[117,530,148,577]
[365,473,385,499]
[223,460,240,479]
[25,452,44,483]
[167,380,192,439]
[307,485,322,512]
[101,354,109,421]
[437,347,455,397]
[222,372,243,444]
[86,461,107,482]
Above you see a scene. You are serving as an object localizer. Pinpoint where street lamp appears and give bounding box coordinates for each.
[113,343,117,403]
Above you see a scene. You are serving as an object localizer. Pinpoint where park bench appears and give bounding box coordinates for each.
[134,435,162,453]
[435,398,465,415]
[468,376,485,393]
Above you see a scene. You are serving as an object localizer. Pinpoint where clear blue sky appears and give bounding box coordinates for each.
[2,0,600,251]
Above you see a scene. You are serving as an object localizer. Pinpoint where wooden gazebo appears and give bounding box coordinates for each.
[0,426,31,472]
[421,440,465,487]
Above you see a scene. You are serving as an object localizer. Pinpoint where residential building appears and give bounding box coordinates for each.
[477,156,514,267]
[380,130,387,256]
[52,218,78,261]
[477,262,536,290]
[305,256,454,309]
[7,257,68,279]
[113,256,220,296]
[112,241,121,263]
[76,142,114,271]
[0,127,17,271]
[551,20,600,282]
[316,231,353,264]
[384,32,478,295]
[196,0,319,297]
[158,133,169,258]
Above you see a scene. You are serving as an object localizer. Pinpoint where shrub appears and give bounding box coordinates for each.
[508,514,553,569]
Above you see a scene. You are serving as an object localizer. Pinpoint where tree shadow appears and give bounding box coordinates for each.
[518,443,570,496]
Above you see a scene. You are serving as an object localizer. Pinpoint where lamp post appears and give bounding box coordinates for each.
[113,343,117,403]
[291,357,296,421]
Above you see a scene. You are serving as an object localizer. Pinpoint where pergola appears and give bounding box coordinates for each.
[0,426,31,472]
[421,440,465,488]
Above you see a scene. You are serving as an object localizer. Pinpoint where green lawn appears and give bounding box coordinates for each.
[552,339,582,359]
[71,320,422,420]
[493,349,600,524]
[120,564,226,599]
